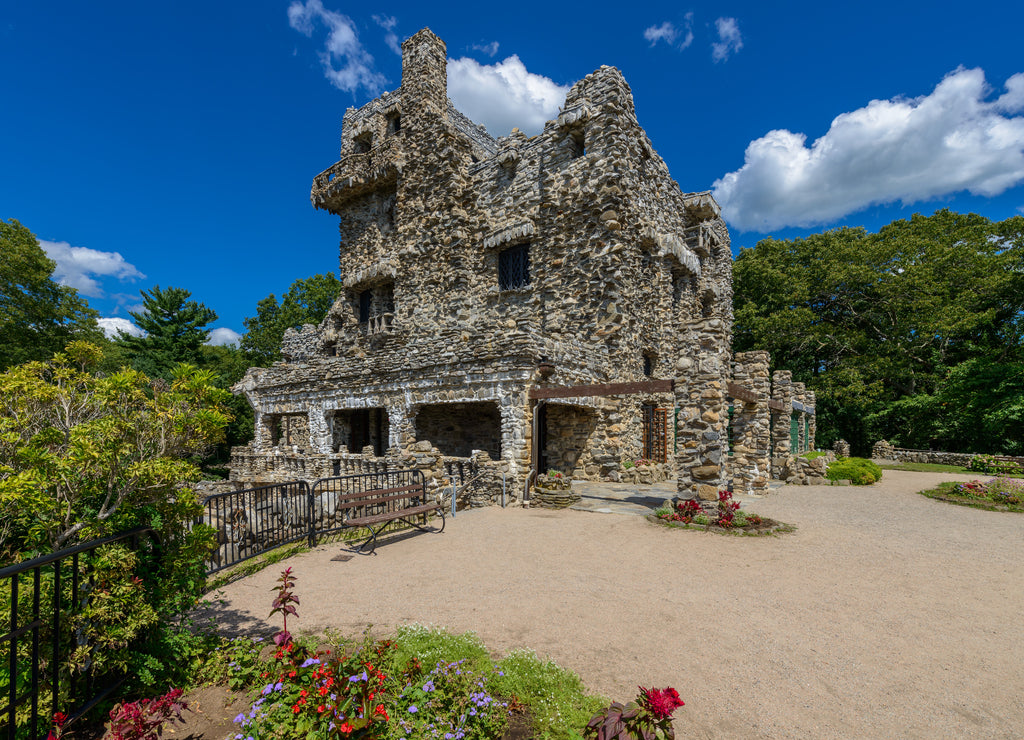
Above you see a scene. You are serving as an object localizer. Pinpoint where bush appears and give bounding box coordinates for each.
[969,454,1023,476]
[826,457,882,485]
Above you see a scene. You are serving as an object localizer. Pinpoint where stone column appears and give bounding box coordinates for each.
[770,370,793,478]
[308,406,331,454]
[731,351,771,495]
[792,382,807,453]
[674,326,730,503]
[806,390,817,451]
[389,404,417,450]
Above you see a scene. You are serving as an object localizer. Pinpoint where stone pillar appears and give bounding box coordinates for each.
[390,404,417,450]
[499,391,530,486]
[731,351,771,495]
[674,329,730,503]
[806,390,817,451]
[308,406,331,454]
[794,383,809,453]
[770,370,794,478]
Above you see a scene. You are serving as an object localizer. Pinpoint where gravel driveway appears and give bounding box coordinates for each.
[207,470,1024,738]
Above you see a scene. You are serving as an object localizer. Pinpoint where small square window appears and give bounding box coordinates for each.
[498,243,530,290]
[353,132,372,154]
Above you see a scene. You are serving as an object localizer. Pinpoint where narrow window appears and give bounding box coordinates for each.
[357,282,395,335]
[358,289,371,324]
[498,243,530,290]
[568,129,585,159]
[642,353,654,377]
[387,112,401,135]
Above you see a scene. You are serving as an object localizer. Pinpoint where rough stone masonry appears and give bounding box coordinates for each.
[230,28,814,505]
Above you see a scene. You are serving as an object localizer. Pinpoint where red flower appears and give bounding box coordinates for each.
[639,686,684,720]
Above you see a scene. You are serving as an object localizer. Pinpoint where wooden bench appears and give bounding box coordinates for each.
[338,481,445,553]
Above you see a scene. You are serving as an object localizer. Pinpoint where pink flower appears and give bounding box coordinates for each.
[639,686,684,720]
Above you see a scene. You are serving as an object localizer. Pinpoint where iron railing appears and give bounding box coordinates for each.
[200,470,433,574]
[1,527,157,740]
[200,481,312,575]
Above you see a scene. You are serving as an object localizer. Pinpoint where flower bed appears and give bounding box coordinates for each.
[652,491,794,536]
[920,478,1024,512]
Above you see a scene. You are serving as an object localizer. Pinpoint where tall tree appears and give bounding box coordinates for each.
[118,285,217,379]
[0,218,100,369]
[733,210,1024,454]
[241,273,343,366]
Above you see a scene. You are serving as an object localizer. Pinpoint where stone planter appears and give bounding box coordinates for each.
[532,483,580,509]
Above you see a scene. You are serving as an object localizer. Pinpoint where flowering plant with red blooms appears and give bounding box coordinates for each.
[45,711,69,739]
[584,685,683,739]
[715,490,740,528]
[103,688,188,740]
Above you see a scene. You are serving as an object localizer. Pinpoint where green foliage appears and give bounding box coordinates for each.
[0,341,232,554]
[826,457,883,485]
[241,273,343,366]
[0,218,101,370]
[118,285,218,379]
[734,210,1024,455]
[490,649,608,739]
[968,454,1024,476]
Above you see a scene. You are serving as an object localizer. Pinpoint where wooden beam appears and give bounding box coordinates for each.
[529,379,674,400]
[726,382,760,404]
[767,399,786,412]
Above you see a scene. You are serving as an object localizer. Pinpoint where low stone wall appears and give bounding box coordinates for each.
[872,441,976,467]
[772,452,834,485]
[618,462,673,484]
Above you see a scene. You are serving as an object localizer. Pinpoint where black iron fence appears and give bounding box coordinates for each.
[199,470,431,574]
[1,527,157,740]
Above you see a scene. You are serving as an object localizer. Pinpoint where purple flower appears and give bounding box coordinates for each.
[408,705,418,713]
[300,657,321,668]
[422,680,435,692]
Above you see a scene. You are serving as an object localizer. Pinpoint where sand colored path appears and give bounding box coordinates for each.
[207,471,1024,738]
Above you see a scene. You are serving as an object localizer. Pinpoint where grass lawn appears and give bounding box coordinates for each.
[918,480,1024,512]
[878,461,971,474]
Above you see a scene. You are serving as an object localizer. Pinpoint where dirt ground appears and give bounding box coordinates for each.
[196,470,1024,738]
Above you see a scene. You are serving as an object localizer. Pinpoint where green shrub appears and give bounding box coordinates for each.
[969,454,1023,476]
[826,457,882,485]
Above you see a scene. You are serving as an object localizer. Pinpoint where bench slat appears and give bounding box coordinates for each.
[332,484,423,503]
[345,502,441,528]
[336,490,426,511]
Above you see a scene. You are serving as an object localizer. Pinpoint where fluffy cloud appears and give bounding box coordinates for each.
[643,15,693,50]
[206,327,242,347]
[447,55,570,136]
[97,317,144,339]
[372,14,401,56]
[38,240,145,298]
[288,0,387,94]
[713,68,1024,232]
[470,41,500,57]
[711,17,742,62]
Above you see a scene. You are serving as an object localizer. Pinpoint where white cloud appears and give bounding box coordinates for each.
[644,15,693,50]
[470,41,500,57]
[97,317,144,339]
[38,240,145,298]
[206,327,242,347]
[447,55,570,136]
[711,17,742,63]
[372,14,401,56]
[288,0,387,94]
[713,68,1024,232]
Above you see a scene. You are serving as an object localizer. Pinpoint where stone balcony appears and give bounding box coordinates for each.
[310,136,402,212]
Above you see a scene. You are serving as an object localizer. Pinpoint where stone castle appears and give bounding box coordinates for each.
[231,28,817,504]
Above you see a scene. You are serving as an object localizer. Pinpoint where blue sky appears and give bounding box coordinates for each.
[3,1,1023,344]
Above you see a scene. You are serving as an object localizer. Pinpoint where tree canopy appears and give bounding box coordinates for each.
[733,209,1024,455]
[240,273,343,366]
[118,285,218,379]
[0,218,101,369]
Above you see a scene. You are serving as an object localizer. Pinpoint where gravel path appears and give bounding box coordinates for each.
[207,470,1024,738]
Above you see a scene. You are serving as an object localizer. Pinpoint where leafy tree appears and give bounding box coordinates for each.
[0,341,232,555]
[733,209,1024,454]
[0,218,101,369]
[241,273,343,366]
[118,285,218,379]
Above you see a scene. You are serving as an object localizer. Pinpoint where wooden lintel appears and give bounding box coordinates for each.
[529,379,674,400]
[767,399,786,412]
[726,382,760,404]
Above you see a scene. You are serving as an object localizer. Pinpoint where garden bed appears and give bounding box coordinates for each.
[919,479,1024,512]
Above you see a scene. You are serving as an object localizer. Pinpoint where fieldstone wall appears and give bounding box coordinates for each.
[870,442,979,467]
[833,439,851,457]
